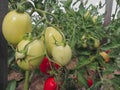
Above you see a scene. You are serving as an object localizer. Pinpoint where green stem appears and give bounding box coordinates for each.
[35,9,58,23]
[70,25,76,49]
[24,70,30,90]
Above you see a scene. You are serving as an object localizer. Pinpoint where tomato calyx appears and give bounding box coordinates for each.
[16,4,25,13]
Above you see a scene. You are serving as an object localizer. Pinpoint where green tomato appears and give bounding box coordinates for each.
[92,15,98,24]
[15,39,45,70]
[94,38,100,48]
[84,10,90,19]
[2,10,32,45]
[44,27,63,56]
[52,44,72,66]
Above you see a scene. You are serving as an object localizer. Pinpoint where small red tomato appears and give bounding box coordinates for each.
[87,79,93,87]
[44,77,59,90]
[40,57,59,75]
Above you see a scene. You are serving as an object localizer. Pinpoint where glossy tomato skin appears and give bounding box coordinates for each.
[40,57,51,75]
[2,10,32,45]
[52,44,72,66]
[44,27,63,56]
[87,79,93,87]
[44,77,59,90]
[40,57,59,75]
[15,39,45,70]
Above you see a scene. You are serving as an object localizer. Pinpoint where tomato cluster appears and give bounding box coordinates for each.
[2,9,72,70]
[2,8,72,90]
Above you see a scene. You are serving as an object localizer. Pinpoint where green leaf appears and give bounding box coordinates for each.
[116,0,120,7]
[6,80,16,90]
[78,72,88,87]
[111,78,120,90]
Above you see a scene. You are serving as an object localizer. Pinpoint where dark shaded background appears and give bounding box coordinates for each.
[0,0,8,90]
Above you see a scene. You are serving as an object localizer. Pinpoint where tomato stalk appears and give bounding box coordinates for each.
[32,17,46,31]
[16,0,35,14]
[16,4,25,13]
[20,0,35,8]
[24,70,30,90]
[70,26,77,49]
[35,9,57,22]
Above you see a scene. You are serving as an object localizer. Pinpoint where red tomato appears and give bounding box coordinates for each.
[44,77,60,90]
[87,78,93,87]
[40,57,59,75]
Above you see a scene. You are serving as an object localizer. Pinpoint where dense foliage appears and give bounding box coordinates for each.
[6,0,120,90]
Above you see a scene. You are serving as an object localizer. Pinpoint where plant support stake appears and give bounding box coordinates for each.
[103,0,113,26]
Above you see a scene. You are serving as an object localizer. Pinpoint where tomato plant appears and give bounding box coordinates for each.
[6,0,120,90]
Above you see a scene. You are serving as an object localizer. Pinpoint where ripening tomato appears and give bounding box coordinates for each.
[99,51,110,63]
[15,39,45,70]
[44,77,60,90]
[44,27,63,56]
[2,10,32,45]
[52,44,72,66]
[40,57,59,75]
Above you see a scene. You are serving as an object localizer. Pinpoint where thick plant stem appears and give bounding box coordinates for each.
[24,70,30,90]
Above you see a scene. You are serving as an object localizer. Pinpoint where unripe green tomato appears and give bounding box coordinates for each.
[2,10,32,45]
[82,41,87,48]
[92,15,98,24]
[94,38,100,48]
[15,39,45,70]
[44,27,63,56]
[52,44,72,66]
[84,10,90,19]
